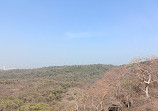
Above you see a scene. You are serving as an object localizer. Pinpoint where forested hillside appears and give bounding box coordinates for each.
[0,64,114,111]
[0,64,114,82]
[1,59,158,111]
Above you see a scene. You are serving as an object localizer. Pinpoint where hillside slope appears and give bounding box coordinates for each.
[0,64,115,111]
[77,58,158,111]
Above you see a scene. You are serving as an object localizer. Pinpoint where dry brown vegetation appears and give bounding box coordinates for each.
[0,58,158,111]
[72,57,158,111]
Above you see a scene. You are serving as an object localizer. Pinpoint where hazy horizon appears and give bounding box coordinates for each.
[1,0,158,68]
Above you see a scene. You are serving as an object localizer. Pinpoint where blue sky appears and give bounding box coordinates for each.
[0,0,158,68]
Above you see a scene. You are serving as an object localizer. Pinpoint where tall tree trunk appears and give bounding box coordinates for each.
[145,84,150,98]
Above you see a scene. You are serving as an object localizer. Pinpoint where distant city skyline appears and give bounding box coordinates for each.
[0,0,158,68]
[0,66,16,70]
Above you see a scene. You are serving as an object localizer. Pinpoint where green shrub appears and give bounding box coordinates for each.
[0,99,23,109]
[19,103,51,111]
[121,75,139,91]
[45,86,67,103]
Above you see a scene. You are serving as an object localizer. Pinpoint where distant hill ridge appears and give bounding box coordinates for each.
[0,64,115,84]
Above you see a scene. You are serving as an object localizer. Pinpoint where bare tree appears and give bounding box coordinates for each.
[69,88,89,111]
[131,57,158,98]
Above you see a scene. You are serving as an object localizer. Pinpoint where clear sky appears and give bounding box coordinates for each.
[0,0,158,68]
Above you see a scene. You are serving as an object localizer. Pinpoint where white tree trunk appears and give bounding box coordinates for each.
[145,85,150,98]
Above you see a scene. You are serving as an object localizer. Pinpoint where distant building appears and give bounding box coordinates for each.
[0,66,16,70]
